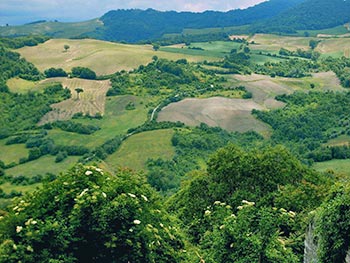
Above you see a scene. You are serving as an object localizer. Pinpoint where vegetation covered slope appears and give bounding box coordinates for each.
[0,0,304,42]
[95,0,303,42]
[252,0,350,33]
[0,165,186,262]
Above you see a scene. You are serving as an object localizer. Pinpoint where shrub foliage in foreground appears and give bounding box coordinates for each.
[0,165,186,263]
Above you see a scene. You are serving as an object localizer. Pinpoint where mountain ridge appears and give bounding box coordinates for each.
[1,0,350,42]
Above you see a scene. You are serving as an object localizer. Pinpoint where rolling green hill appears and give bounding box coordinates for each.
[0,19,102,38]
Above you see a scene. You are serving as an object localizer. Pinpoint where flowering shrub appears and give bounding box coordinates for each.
[0,164,186,262]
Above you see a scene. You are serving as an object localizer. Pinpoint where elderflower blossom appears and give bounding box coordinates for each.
[141,195,148,202]
[78,188,89,197]
[242,200,255,206]
[16,226,23,233]
[27,246,34,252]
[128,193,136,198]
[288,211,296,218]
[204,210,211,216]
[102,192,107,198]
[133,219,141,225]
[85,170,93,175]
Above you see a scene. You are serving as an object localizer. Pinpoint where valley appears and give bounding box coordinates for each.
[1,0,350,260]
[1,34,349,183]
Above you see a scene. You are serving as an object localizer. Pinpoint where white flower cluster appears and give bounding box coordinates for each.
[237,200,255,210]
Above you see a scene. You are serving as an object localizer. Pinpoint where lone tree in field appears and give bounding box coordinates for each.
[75,88,84,100]
[152,43,160,51]
[64,44,70,52]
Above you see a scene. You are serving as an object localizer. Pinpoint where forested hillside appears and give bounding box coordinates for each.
[95,0,303,42]
[252,0,350,33]
[0,0,304,42]
[2,0,350,42]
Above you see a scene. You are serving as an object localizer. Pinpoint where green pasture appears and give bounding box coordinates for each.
[326,135,350,147]
[0,19,103,38]
[0,182,41,195]
[313,159,350,177]
[47,95,151,149]
[6,155,80,178]
[0,140,28,166]
[105,129,175,172]
[296,25,349,37]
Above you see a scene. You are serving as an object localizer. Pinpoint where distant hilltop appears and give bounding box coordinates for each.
[1,0,350,43]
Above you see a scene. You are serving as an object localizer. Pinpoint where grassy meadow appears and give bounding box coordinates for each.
[313,160,350,177]
[0,19,103,38]
[0,140,28,166]
[6,156,80,178]
[105,129,175,172]
[47,95,151,149]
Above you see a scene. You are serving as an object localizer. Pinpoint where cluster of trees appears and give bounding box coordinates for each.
[321,56,350,88]
[147,124,263,194]
[254,59,315,78]
[46,120,100,135]
[44,67,68,78]
[71,67,97,79]
[0,36,50,92]
[254,91,350,162]
[44,67,99,79]
[308,145,350,162]
[0,47,42,92]
[107,58,225,98]
[0,84,70,139]
[0,35,48,49]
[167,144,331,262]
[4,130,89,164]
[279,47,320,61]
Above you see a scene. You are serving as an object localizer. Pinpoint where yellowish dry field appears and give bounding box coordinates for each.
[249,34,311,52]
[17,39,215,75]
[316,38,350,57]
[38,77,111,124]
[230,72,342,108]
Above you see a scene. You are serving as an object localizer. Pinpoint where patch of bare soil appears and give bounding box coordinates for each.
[157,97,271,134]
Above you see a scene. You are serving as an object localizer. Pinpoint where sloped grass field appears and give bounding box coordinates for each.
[6,78,44,93]
[5,156,80,177]
[313,159,350,177]
[47,95,151,149]
[105,129,175,172]
[0,140,28,166]
[0,19,103,38]
[17,39,217,75]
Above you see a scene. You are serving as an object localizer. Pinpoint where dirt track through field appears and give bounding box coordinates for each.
[38,78,111,125]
